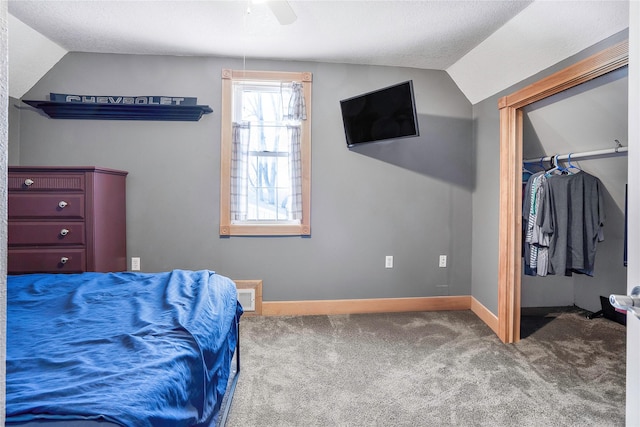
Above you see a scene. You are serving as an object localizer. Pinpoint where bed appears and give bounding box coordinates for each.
[6,269,242,427]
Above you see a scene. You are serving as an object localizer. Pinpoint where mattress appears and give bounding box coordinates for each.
[6,270,242,427]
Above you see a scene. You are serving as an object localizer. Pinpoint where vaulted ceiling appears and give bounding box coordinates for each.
[7,1,630,104]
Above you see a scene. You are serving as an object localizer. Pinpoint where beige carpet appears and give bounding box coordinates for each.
[226,308,626,426]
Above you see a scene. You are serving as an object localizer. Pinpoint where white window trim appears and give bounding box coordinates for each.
[220,69,312,236]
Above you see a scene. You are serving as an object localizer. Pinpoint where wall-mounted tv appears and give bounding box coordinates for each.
[340,80,419,147]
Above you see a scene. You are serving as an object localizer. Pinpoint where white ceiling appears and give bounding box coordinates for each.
[7,0,630,103]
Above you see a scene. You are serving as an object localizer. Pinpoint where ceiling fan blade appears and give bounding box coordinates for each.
[267,1,297,25]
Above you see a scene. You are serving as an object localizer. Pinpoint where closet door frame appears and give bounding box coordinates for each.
[496,40,629,344]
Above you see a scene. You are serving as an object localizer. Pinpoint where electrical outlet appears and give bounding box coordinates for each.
[439,255,447,268]
[385,256,394,269]
[131,257,141,271]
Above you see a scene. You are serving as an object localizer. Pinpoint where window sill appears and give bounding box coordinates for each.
[220,223,310,236]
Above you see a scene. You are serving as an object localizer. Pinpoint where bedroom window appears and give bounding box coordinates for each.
[220,69,312,236]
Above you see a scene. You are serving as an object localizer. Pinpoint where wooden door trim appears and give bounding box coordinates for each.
[496,40,628,343]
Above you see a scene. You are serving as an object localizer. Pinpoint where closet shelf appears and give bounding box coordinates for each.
[22,100,213,122]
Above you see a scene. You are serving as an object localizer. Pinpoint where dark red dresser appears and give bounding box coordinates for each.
[8,166,128,274]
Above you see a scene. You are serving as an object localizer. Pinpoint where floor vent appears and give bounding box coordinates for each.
[234,280,262,315]
[237,288,256,312]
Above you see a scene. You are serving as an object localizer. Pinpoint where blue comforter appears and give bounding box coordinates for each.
[6,270,242,427]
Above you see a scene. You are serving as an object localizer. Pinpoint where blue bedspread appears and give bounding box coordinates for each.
[6,270,242,427]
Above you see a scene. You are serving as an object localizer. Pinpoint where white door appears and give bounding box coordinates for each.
[626,4,639,423]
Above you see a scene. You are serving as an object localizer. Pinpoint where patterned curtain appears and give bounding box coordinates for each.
[231,122,250,221]
[286,82,306,220]
[285,82,307,121]
[288,125,303,220]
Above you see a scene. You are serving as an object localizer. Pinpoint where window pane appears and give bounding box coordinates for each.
[235,82,293,126]
[247,153,291,221]
[248,124,289,153]
[234,81,296,222]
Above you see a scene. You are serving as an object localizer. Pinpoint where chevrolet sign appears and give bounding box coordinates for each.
[50,93,198,106]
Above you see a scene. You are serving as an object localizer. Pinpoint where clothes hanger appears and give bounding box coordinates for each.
[522,156,547,174]
[565,152,581,174]
[545,155,562,176]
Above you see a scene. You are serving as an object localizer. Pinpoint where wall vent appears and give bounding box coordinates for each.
[237,288,256,312]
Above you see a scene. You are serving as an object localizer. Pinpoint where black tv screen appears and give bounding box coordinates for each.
[340,80,419,147]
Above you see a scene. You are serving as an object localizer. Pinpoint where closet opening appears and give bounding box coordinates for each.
[519,66,628,339]
[496,39,629,344]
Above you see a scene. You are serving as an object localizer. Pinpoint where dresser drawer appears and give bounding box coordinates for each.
[8,248,86,273]
[8,173,85,191]
[9,193,85,219]
[8,222,86,246]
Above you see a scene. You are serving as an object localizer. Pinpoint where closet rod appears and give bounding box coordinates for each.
[523,146,628,164]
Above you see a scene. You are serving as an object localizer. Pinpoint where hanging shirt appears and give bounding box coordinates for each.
[539,171,605,276]
[522,171,550,276]
[531,173,550,276]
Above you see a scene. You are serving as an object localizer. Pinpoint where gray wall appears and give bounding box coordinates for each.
[15,53,473,301]
[8,96,19,164]
[471,30,629,314]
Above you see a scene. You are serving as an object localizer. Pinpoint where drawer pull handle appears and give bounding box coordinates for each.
[60,228,70,236]
[58,201,68,209]
[24,178,34,186]
[60,257,69,264]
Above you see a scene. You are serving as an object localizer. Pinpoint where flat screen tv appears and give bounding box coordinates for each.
[340,80,419,147]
